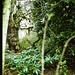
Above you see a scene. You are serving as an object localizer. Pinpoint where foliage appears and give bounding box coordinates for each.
[5,49,63,74]
[5,0,75,74]
[31,0,75,49]
[31,0,75,74]
[17,37,31,50]
[5,47,70,75]
[59,60,68,75]
[44,48,61,70]
[35,39,42,51]
[5,49,41,75]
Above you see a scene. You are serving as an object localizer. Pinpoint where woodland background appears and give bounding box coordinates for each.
[3,0,75,75]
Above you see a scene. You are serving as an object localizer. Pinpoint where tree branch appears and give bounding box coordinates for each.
[56,35,75,75]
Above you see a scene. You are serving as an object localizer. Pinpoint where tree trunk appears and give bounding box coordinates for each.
[2,0,11,74]
[41,13,54,75]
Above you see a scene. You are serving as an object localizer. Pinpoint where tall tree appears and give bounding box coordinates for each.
[2,0,11,74]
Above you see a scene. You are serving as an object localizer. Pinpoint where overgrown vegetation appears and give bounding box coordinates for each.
[4,0,75,75]
[5,49,41,75]
[31,0,75,72]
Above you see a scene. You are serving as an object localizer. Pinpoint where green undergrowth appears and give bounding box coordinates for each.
[5,49,41,75]
[5,48,69,75]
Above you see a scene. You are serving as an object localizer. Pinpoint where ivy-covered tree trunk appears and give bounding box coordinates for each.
[7,0,19,52]
[2,0,11,75]
[7,15,19,52]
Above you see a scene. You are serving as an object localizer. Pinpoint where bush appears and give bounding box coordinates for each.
[5,48,69,74]
[5,49,41,75]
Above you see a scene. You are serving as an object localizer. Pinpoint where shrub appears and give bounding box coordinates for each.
[5,49,41,75]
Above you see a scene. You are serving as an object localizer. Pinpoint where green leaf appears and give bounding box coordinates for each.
[70,19,73,22]
[50,61,53,64]
[23,66,28,72]
[60,69,62,72]
[36,70,38,74]
[10,67,16,70]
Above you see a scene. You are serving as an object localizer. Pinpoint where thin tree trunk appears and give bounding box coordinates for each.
[41,19,49,75]
[56,35,75,75]
[41,13,54,75]
[2,0,11,75]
